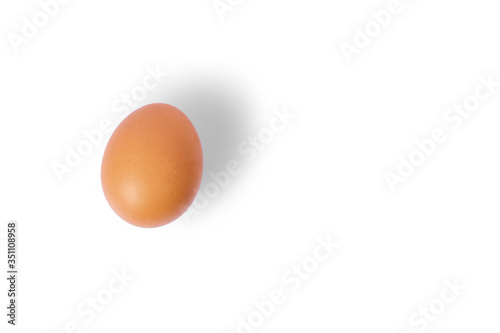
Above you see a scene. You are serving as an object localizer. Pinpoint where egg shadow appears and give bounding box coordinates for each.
[164,72,255,191]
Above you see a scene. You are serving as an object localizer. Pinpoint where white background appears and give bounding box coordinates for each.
[1,0,499,332]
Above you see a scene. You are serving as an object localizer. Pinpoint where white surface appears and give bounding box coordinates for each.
[1,0,499,332]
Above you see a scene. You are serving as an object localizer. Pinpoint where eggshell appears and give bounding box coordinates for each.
[101,103,203,228]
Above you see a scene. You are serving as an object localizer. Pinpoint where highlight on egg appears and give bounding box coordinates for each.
[101,103,203,228]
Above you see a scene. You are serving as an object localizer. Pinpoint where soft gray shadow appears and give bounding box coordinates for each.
[165,72,254,188]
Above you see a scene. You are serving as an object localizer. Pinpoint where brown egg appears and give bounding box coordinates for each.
[101,103,203,228]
